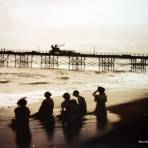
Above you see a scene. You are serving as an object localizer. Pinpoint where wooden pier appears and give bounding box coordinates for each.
[0,48,148,72]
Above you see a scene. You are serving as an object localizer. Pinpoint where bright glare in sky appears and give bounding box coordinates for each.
[0,0,148,53]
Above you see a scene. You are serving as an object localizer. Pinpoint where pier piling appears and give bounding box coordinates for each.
[0,49,147,72]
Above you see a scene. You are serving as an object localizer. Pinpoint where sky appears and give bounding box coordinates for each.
[0,0,148,53]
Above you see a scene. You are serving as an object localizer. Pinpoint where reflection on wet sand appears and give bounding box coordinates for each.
[10,124,32,148]
[7,114,113,148]
[15,127,32,148]
[62,120,83,141]
[40,119,55,141]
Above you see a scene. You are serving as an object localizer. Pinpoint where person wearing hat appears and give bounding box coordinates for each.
[92,87,107,121]
[32,91,54,121]
[14,97,30,128]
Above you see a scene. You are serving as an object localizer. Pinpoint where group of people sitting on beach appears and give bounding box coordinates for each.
[12,87,107,129]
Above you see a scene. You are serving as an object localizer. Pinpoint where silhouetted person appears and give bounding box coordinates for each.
[10,98,31,148]
[60,93,72,121]
[13,98,30,128]
[73,90,87,117]
[61,95,82,139]
[69,99,80,119]
[60,93,80,122]
[31,91,54,121]
[93,87,107,121]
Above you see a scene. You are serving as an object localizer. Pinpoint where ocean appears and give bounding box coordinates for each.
[0,66,148,109]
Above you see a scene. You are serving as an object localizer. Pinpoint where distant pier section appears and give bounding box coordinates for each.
[0,48,148,72]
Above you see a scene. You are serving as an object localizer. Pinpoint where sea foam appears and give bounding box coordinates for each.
[0,68,148,108]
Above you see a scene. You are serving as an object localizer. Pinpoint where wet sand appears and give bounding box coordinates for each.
[0,88,148,148]
[81,97,148,148]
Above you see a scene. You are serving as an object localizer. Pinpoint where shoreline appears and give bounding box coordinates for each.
[0,86,148,117]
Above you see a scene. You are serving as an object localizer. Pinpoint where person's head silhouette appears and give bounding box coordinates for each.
[63,93,70,101]
[97,87,105,94]
[17,98,27,107]
[73,90,79,97]
[44,91,52,98]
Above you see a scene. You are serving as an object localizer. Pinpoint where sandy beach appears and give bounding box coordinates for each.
[0,87,148,148]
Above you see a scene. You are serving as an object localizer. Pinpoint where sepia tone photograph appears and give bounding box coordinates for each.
[0,0,148,148]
